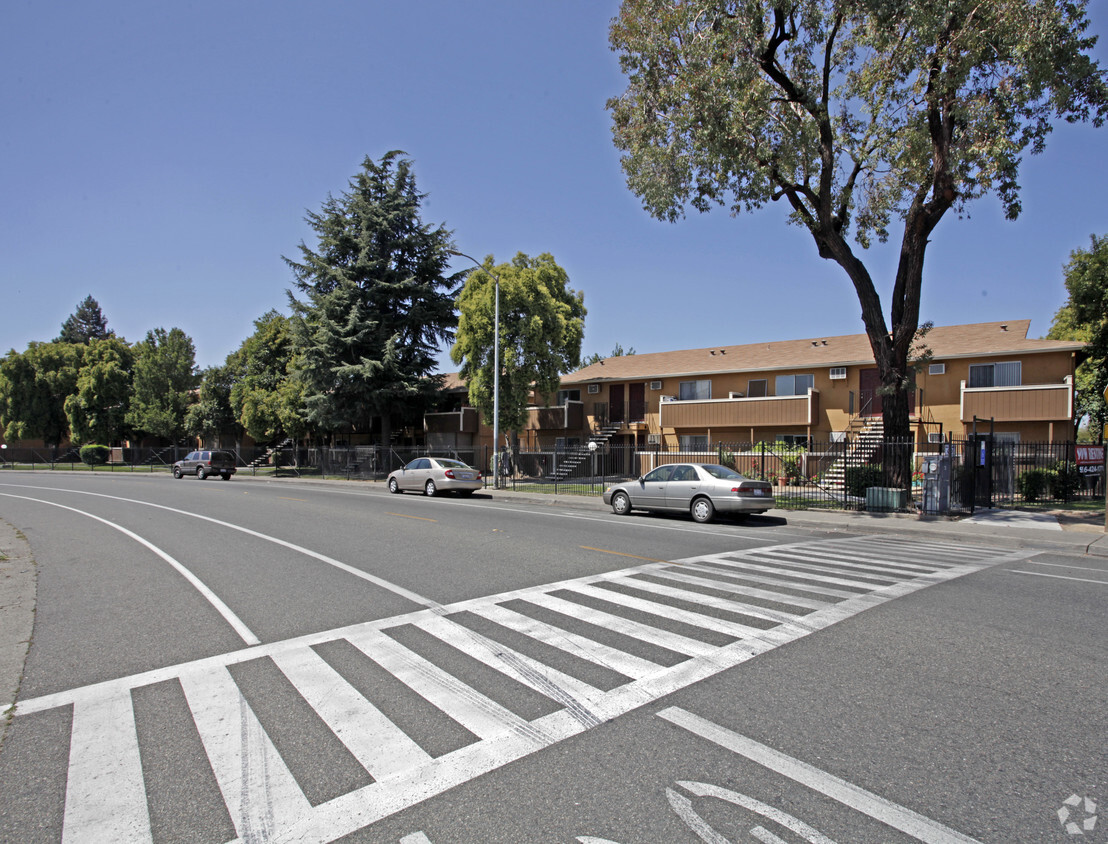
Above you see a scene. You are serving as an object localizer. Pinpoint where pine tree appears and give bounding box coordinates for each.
[285,152,460,443]
[57,295,112,344]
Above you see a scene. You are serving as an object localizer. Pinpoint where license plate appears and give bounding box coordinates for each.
[751,489,765,496]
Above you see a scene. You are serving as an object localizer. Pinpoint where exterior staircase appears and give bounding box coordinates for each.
[820,418,884,492]
[546,424,621,481]
[248,437,293,469]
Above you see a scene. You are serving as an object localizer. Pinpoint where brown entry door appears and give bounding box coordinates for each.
[628,382,645,422]
[859,368,914,416]
[610,384,625,423]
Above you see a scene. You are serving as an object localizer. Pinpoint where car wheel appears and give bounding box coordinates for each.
[197,466,208,480]
[691,496,715,523]
[611,491,631,515]
[388,477,401,494]
[425,479,437,497]
[173,467,182,479]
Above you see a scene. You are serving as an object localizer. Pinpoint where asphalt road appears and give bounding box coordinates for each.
[0,471,1105,843]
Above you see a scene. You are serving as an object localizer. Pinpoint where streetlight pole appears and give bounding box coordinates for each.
[450,250,501,488]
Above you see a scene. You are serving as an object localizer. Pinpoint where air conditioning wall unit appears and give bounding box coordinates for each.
[929,363,946,375]
[928,432,944,443]
[647,433,661,444]
[587,383,600,394]
[649,380,663,390]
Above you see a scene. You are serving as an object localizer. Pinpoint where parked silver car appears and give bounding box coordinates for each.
[603,463,774,523]
[387,457,483,496]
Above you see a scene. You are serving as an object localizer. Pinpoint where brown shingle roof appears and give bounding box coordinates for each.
[561,320,1083,384]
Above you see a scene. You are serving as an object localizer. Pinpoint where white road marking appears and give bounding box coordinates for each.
[671,782,838,844]
[0,492,259,646]
[12,535,1029,843]
[62,690,152,844]
[0,484,440,610]
[658,707,982,843]
[1009,570,1108,585]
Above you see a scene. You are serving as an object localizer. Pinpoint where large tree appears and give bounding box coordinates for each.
[57,295,112,344]
[609,0,1107,447]
[0,342,84,447]
[228,310,308,444]
[451,252,586,440]
[1049,233,1108,441]
[64,337,133,445]
[126,327,199,441]
[286,152,460,444]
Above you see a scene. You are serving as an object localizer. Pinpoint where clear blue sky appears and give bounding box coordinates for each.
[3,0,1107,372]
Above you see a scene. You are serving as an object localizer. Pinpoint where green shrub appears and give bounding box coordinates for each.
[79,444,110,465]
[1051,461,1082,500]
[1017,468,1050,502]
[843,465,885,497]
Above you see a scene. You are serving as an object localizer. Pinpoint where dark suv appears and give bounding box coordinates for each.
[172,450,237,480]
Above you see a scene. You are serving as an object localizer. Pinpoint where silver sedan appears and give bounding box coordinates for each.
[387,457,483,496]
[603,463,774,523]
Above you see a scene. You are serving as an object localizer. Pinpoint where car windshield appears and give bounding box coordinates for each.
[699,464,745,480]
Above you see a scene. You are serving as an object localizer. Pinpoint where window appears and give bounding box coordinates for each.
[671,465,698,482]
[929,363,946,375]
[556,389,580,405]
[747,379,767,398]
[643,465,674,483]
[679,435,709,451]
[969,361,1021,388]
[678,379,711,400]
[829,367,846,380]
[776,434,809,447]
[775,373,814,396]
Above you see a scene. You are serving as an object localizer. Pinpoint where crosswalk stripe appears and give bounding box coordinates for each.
[735,549,908,580]
[641,570,818,625]
[345,627,549,745]
[413,615,608,726]
[666,562,834,609]
[13,535,1036,844]
[685,559,863,598]
[179,667,315,842]
[62,691,152,844]
[269,646,433,779]
[522,592,720,657]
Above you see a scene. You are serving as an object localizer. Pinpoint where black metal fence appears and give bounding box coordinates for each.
[2,439,1102,515]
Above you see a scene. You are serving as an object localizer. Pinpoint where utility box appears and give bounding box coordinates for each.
[921,453,952,515]
[865,486,906,512]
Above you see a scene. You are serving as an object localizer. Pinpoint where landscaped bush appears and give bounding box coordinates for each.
[1017,468,1050,502]
[843,465,885,497]
[79,444,110,465]
[1051,460,1082,500]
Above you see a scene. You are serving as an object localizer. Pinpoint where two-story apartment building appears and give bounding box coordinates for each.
[428,320,1083,452]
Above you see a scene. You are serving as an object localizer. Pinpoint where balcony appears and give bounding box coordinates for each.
[525,400,585,431]
[424,406,479,434]
[960,379,1073,423]
[659,390,819,429]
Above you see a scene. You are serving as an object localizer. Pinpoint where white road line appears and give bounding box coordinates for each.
[663,563,832,610]
[413,614,608,720]
[1028,561,1108,573]
[523,592,720,657]
[721,555,900,590]
[0,492,259,646]
[180,666,317,842]
[682,559,860,599]
[1008,570,1108,585]
[62,691,152,844]
[345,627,549,745]
[469,603,662,680]
[269,646,433,779]
[658,707,982,844]
[0,484,440,610]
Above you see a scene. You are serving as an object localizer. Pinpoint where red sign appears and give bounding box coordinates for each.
[1075,445,1105,475]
